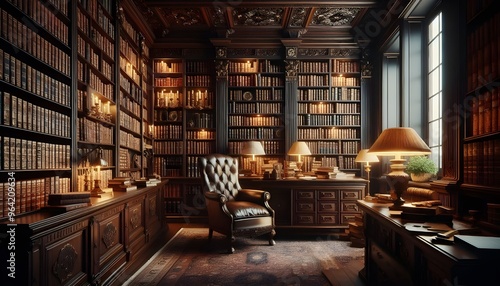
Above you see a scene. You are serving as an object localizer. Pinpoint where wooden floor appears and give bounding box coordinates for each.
[165,222,366,286]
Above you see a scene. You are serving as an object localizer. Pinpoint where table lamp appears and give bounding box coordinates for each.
[368,127,430,207]
[288,141,311,178]
[355,149,379,195]
[241,141,266,176]
[89,147,108,197]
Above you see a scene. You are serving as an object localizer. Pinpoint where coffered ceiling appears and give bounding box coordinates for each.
[127,0,383,47]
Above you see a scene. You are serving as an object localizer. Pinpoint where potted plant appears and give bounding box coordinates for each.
[405,156,437,182]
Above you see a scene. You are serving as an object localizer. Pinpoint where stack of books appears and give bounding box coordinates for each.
[46,192,91,211]
[315,166,354,179]
[108,177,137,192]
[315,166,338,179]
[400,202,454,223]
[348,214,365,247]
[134,177,160,187]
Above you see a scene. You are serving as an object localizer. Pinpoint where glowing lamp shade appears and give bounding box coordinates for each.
[241,141,266,160]
[288,141,312,178]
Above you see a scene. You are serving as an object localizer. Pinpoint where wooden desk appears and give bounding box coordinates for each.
[240,178,367,233]
[357,200,499,285]
[0,180,167,286]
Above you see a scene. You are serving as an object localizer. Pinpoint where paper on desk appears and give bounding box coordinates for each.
[404,222,453,234]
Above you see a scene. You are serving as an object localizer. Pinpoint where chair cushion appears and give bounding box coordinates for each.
[225,201,270,219]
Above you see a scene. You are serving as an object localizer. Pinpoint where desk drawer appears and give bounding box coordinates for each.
[318,214,338,225]
[318,201,337,212]
[296,190,314,200]
[341,190,361,200]
[341,201,359,212]
[295,214,315,225]
[318,190,337,200]
[296,202,315,213]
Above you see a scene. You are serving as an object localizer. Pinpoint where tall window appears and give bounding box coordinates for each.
[427,12,442,169]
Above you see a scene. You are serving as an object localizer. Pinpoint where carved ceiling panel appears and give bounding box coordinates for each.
[130,0,379,45]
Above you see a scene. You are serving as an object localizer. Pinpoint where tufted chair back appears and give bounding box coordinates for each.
[199,153,242,201]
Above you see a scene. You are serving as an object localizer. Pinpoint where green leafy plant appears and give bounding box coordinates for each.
[405,156,437,175]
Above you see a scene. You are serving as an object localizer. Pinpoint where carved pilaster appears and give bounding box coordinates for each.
[215,59,229,78]
[284,60,299,77]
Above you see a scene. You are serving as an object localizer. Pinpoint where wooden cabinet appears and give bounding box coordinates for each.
[358,200,498,285]
[0,181,166,286]
[241,178,367,232]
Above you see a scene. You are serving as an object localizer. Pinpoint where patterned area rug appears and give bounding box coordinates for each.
[125,228,364,286]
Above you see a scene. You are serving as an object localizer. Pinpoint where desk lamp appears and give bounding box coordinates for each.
[355,149,379,195]
[288,141,311,178]
[241,141,266,176]
[368,128,430,207]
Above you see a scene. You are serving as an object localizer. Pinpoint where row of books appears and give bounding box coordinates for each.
[153,159,182,177]
[299,114,361,126]
[228,128,282,140]
[121,15,145,55]
[302,140,360,155]
[9,0,69,18]
[185,141,215,155]
[463,139,500,187]
[119,91,142,115]
[153,124,183,139]
[298,127,359,140]
[0,176,70,218]
[87,69,114,100]
[469,87,499,136]
[298,87,361,101]
[77,117,114,144]
[120,38,139,71]
[298,102,360,114]
[2,92,71,137]
[185,75,212,87]
[0,49,71,106]
[228,75,284,87]
[154,60,183,73]
[153,141,184,155]
[229,89,284,101]
[119,130,140,151]
[1,8,71,75]
[119,73,142,100]
[2,137,71,170]
[228,115,282,127]
[119,111,141,134]
[10,0,69,44]
[186,130,215,140]
[76,16,115,59]
[298,61,329,73]
[229,102,283,114]
[120,61,140,87]
[81,0,115,39]
[332,59,360,73]
[154,77,183,87]
[466,11,500,92]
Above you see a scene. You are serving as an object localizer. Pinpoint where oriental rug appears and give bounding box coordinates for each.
[124,228,364,286]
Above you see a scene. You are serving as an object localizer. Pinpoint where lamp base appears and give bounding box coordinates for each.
[386,158,410,207]
[90,180,105,198]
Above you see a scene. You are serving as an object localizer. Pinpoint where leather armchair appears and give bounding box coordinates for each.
[198,154,276,253]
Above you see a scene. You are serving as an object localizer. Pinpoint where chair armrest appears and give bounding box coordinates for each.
[205,191,228,204]
[236,189,271,204]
